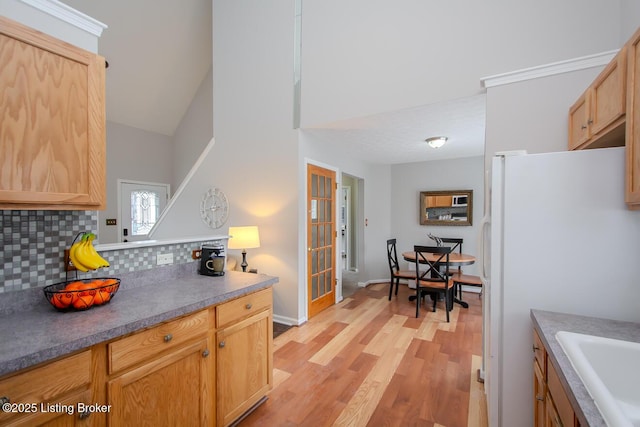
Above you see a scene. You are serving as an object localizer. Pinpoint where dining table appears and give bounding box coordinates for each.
[401,251,477,308]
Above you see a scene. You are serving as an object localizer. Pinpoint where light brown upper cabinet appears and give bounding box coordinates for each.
[0,16,106,210]
[626,26,640,209]
[569,48,627,151]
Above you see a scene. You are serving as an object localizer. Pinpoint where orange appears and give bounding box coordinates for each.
[65,281,85,291]
[72,294,94,310]
[58,292,74,307]
[50,293,71,309]
[93,289,109,305]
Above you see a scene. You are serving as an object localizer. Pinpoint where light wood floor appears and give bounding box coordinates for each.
[240,282,488,427]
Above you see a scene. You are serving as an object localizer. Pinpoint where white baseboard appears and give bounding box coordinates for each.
[273,313,306,326]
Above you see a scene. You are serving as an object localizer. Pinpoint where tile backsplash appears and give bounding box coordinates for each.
[1,210,217,293]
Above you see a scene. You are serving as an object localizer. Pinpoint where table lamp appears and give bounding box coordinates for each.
[228,226,261,272]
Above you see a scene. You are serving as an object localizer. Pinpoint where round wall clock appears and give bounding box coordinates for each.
[200,188,229,229]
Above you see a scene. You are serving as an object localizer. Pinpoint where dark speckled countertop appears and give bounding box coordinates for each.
[0,262,278,378]
[531,310,640,427]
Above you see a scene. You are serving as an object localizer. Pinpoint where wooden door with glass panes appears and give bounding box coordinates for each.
[307,164,336,318]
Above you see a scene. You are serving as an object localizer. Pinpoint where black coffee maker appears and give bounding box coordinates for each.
[199,244,225,276]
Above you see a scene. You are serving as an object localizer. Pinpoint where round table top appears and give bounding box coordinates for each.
[402,251,476,266]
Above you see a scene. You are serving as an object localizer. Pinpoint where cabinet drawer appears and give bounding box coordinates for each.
[533,329,546,375]
[109,309,209,374]
[0,350,91,424]
[217,288,272,327]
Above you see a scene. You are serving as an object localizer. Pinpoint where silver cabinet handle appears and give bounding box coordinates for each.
[219,341,225,348]
[164,334,173,342]
[202,349,210,358]
[0,397,9,405]
[245,303,252,310]
[79,409,91,419]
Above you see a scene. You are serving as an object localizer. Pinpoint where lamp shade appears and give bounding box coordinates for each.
[228,226,261,249]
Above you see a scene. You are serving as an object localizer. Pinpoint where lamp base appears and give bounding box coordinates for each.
[241,249,248,272]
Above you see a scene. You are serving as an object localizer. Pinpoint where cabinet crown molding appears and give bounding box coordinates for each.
[18,0,107,36]
[481,49,619,89]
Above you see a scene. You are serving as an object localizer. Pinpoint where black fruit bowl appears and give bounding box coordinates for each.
[43,278,120,311]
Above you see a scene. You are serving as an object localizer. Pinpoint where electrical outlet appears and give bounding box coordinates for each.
[156,253,174,265]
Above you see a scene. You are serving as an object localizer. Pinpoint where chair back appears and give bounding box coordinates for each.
[439,237,463,254]
[414,245,452,283]
[386,239,401,274]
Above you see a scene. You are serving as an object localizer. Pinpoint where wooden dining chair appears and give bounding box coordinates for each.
[440,237,482,304]
[386,239,415,300]
[413,245,454,321]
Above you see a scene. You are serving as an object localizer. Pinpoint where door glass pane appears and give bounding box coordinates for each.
[326,177,332,199]
[326,247,332,269]
[318,224,325,247]
[319,176,325,197]
[312,250,318,274]
[130,190,160,236]
[311,175,318,197]
[327,200,332,221]
[319,200,325,222]
[319,248,325,272]
[312,276,318,299]
[325,224,332,247]
[326,273,332,292]
[318,273,325,296]
[311,225,317,248]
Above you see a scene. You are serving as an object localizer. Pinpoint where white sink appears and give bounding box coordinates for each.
[555,331,640,427]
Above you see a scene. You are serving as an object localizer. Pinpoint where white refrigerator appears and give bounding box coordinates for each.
[482,147,640,426]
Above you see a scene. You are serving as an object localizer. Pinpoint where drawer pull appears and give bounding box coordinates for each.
[219,341,226,348]
[202,349,210,358]
[79,409,91,420]
[164,334,173,343]
[245,303,252,310]
[0,396,9,405]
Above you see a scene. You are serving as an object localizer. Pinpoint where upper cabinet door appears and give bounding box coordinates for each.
[0,16,106,210]
[626,27,640,209]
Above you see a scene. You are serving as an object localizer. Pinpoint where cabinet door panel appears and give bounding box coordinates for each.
[107,338,212,427]
[569,93,589,150]
[591,48,626,136]
[0,16,105,210]
[627,27,640,207]
[217,309,272,426]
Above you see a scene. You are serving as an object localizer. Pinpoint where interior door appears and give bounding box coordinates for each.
[119,180,169,242]
[307,164,336,318]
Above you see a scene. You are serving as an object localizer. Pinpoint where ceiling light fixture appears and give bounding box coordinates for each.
[426,136,448,149]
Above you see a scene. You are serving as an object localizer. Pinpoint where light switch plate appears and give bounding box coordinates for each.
[156,253,173,265]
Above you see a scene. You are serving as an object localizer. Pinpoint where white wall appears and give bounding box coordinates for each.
[390,156,484,276]
[300,0,622,128]
[211,0,300,324]
[484,66,604,174]
[99,122,173,244]
[172,66,213,191]
[621,0,640,41]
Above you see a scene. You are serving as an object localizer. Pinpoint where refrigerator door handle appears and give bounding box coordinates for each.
[479,215,491,282]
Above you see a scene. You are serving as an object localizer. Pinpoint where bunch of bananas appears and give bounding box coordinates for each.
[69,232,110,272]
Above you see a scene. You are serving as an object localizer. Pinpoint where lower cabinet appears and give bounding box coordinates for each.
[532,328,580,427]
[0,350,93,427]
[216,288,273,427]
[107,337,213,426]
[0,286,273,427]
